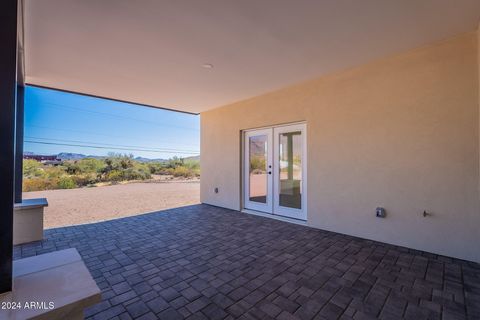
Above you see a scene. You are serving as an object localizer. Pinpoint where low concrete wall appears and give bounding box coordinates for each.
[14,198,47,245]
[1,248,101,319]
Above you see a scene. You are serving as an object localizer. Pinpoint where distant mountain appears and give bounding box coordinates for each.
[25,152,197,162]
[61,153,108,160]
[183,155,200,161]
[56,152,88,160]
[134,156,167,163]
[137,155,199,163]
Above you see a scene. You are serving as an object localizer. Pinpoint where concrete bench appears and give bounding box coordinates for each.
[14,198,48,245]
[0,248,101,319]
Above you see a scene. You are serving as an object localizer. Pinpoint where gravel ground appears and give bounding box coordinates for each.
[23,181,200,229]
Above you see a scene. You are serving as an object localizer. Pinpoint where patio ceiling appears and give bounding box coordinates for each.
[24,0,480,114]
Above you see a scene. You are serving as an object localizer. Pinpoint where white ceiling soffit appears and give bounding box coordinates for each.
[25,0,480,114]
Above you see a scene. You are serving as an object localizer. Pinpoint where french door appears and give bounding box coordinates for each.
[244,129,273,213]
[244,123,307,220]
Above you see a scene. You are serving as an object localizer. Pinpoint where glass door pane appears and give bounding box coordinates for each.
[244,128,273,214]
[249,135,268,203]
[278,131,302,209]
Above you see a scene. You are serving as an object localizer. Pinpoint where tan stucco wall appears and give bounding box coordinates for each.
[200,31,480,262]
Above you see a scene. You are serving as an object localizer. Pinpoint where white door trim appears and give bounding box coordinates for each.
[242,122,307,221]
[273,123,307,220]
[242,209,307,226]
[243,128,273,213]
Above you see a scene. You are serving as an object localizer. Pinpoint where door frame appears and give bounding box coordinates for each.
[243,128,273,213]
[273,123,307,220]
[242,121,307,221]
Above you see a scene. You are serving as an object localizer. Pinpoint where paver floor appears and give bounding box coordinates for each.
[14,204,480,319]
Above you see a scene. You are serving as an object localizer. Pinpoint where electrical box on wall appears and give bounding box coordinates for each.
[376,207,386,218]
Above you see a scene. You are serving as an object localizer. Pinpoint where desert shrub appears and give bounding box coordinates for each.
[147,162,165,174]
[153,167,174,175]
[148,158,200,177]
[57,176,77,189]
[78,158,105,173]
[71,174,98,187]
[105,170,124,182]
[43,166,67,179]
[100,154,152,182]
[23,178,59,192]
[163,156,184,169]
[250,156,266,173]
[158,167,174,175]
[183,159,200,171]
[122,167,151,181]
[64,158,105,175]
[101,154,136,177]
[171,166,200,178]
[172,166,190,177]
[23,159,44,178]
[23,153,197,191]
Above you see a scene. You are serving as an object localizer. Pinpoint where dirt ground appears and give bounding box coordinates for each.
[23,180,200,229]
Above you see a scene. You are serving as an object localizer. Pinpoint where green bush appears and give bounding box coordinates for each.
[71,174,98,187]
[148,158,200,177]
[163,156,184,169]
[184,159,200,171]
[44,166,67,179]
[172,166,190,177]
[105,170,124,182]
[250,156,266,173]
[122,167,151,181]
[23,159,44,178]
[57,176,77,189]
[147,162,164,174]
[23,178,59,192]
[23,154,198,191]
[65,158,105,175]
[171,166,200,178]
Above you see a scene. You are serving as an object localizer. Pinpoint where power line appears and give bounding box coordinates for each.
[25,136,200,153]
[24,141,200,155]
[27,124,200,147]
[39,102,200,131]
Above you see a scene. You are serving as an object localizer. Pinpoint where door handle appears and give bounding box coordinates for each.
[268,171,272,175]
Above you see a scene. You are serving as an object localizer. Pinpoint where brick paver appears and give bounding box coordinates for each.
[14,204,480,319]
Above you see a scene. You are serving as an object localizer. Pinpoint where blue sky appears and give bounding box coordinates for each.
[24,86,200,159]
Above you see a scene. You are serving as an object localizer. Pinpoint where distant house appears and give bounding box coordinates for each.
[23,154,58,162]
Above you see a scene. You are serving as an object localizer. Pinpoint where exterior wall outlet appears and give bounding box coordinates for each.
[376,207,386,218]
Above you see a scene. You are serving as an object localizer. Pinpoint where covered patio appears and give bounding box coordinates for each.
[15,205,480,320]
